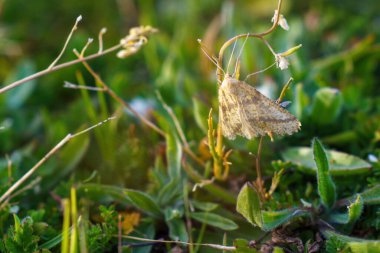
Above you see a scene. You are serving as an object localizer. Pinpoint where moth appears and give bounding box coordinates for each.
[197,38,300,140]
[218,74,301,140]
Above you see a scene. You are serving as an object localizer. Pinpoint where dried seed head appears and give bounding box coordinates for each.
[117,26,158,59]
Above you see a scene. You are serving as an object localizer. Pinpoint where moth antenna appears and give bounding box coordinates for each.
[198,39,225,75]
[232,33,249,78]
[244,62,276,82]
[226,40,238,75]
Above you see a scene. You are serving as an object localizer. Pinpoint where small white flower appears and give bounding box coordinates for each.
[271,10,289,31]
[368,154,379,163]
[276,55,290,70]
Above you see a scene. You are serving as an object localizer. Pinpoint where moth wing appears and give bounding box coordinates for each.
[218,88,242,140]
[230,80,301,136]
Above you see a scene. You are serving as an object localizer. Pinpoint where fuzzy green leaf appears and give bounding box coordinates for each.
[236,183,262,228]
[233,239,258,253]
[329,195,363,225]
[313,138,336,208]
[353,185,380,205]
[166,218,188,242]
[321,229,380,253]
[80,184,162,217]
[282,147,371,175]
[124,189,162,217]
[157,178,182,206]
[262,209,309,231]
[190,212,238,230]
[191,200,219,212]
[348,195,364,224]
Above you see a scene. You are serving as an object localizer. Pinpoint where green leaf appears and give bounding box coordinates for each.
[313,138,336,208]
[157,178,182,206]
[190,212,238,231]
[191,200,219,212]
[262,209,309,231]
[166,218,188,242]
[273,247,285,253]
[329,195,363,226]
[282,147,371,175]
[166,131,182,179]
[321,229,380,253]
[80,184,161,218]
[310,87,343,125]
[236,183,262,228]
[128,222,155,253]
[294,82,309,121]
[13,214,21,233]
[5,59,36,109]
[233,239,258,253]
[192,98,208,133]
[44,132,90,189]
[348,195,364,224]
[125,190,162,218]
[353,185,380,205]
[39,227,72,250]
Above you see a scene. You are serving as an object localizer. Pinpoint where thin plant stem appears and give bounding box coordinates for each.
[73,50,165,137]
[256,136,264,197]
[118,214,122,253]
[70,187,78,253]
[276,77,293,104]
[98,28,107,53]
[80,38,94,57]
[183,183,194,253]
[120,235,236,251]
[194,222,207,253]
[0,43,122,94]
[156,91,188,147]
[61,199,71,253]
[73,52,206,166]
[0,117,116,206]
[48,15,82,70]
[0,134,72,204]
[217,0,283,83]
[63,81,106,91]
[244,62,276,81]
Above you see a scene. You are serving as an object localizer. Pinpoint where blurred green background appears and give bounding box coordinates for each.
[0,0,379,251]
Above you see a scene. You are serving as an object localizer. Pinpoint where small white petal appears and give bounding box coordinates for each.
[277,56,289,70]
[271,10,290,31]
[279,15,289,31]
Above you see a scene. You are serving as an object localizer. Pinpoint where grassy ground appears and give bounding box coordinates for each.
[0,0,379,252]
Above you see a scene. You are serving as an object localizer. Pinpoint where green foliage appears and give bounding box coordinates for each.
[1,214,45,253]
[281,147,371,175]
[313,138,337,209]
[190,212,238,230]
[236,183,308,231]
[325,236,348,253]
[87,205,118,253]
[1,0,380,252]
[310,87,343,125]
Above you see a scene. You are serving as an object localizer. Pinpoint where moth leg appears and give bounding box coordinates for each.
[267,131,274,142]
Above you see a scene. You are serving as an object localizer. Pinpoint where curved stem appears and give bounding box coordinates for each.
[216,0,283,83]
